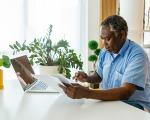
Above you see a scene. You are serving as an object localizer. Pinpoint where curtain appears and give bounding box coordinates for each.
[0,0,24,52]
[99,0,117,48]
[0,0,87,80]
[26,0,82,54]
[100,0,117,21]
[0,0,83,55]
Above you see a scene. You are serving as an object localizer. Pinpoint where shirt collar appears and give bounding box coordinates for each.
[118,39,130,57]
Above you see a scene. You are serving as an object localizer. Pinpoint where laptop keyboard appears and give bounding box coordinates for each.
[31,81,48,90]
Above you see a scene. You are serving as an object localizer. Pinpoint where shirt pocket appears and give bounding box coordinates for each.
[113,70,123,87]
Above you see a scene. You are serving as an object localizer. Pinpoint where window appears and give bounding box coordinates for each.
[26,0,82,53]
[0,0,25,52]
[0,0,88,80]
[144,0,150,46]
[0,0,86,55]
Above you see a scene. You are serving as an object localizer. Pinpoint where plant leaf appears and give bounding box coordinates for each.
[2,55,11,68]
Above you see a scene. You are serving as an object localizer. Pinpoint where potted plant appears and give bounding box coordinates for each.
[0,55,11,89]
[9,25,83,78]
[88,40,101,71]
[88,40,101,88]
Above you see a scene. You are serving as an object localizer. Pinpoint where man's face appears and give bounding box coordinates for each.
[100,26,124,53]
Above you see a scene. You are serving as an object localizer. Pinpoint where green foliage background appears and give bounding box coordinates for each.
[9,25,83,78]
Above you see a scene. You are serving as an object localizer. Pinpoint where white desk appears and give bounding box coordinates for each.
[0,80,150,120]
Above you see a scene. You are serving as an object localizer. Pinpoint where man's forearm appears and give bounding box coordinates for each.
[87,86,135,101]
[87,72,102,83]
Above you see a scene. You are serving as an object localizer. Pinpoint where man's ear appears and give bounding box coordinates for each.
[120,31,126,40]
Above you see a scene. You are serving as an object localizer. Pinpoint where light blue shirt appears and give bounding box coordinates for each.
[96,39,150,111]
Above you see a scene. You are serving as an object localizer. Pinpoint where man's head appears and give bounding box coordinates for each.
[100,15,128,53]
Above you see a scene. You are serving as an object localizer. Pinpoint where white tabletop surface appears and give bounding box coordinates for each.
[0,79,150,120]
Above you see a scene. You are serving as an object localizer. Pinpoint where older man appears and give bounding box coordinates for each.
[59,15,150,111]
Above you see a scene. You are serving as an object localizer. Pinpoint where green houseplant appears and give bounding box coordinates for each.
[88,40,101,71]
[0,55,11,89]
[9,25,83,78]
[88,40,101,89]
[0,55,11,68]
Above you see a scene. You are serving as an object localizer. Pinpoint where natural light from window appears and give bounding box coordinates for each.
[0,0,87,80]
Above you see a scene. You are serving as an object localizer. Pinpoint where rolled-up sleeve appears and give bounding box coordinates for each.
[122,53,148,90]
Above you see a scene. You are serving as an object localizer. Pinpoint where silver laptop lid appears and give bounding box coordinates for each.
[11,55,36,90]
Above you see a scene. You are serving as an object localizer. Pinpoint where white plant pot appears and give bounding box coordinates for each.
[39,65,59,75]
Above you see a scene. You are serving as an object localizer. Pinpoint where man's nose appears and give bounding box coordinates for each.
[103,39,108,46]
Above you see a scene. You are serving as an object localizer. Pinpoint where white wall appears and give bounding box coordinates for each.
[120,0,144,45]
[87,0,100,72]
[119,0,150,59]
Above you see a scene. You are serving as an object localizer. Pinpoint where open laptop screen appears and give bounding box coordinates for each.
[11,55,35,89]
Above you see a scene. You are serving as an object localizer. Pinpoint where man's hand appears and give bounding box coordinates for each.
[59,83,90,99]
[73,71,88,83]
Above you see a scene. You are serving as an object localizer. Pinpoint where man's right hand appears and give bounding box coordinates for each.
[73,71,88,83]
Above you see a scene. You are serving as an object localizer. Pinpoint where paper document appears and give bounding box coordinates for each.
[52,74,75,84]
[32,74,73,93]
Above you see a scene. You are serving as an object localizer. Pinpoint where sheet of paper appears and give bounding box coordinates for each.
[52,74,74,84]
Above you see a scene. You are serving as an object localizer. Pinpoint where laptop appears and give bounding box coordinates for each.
[11,55,59,93]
